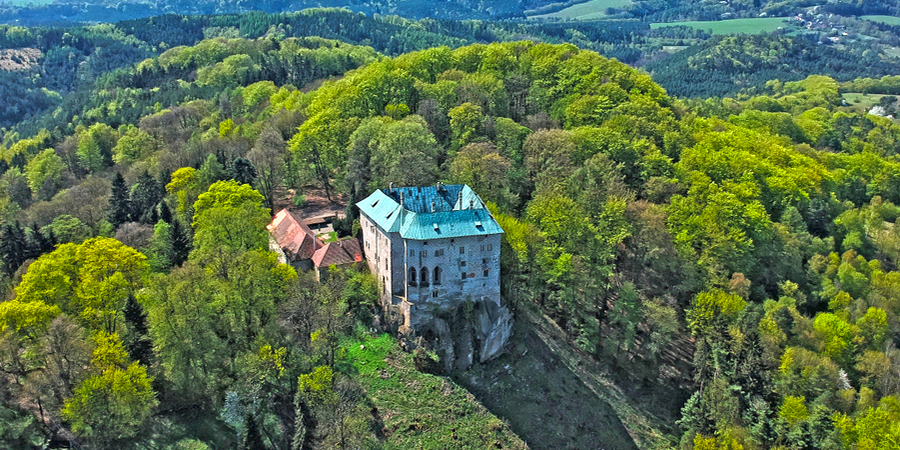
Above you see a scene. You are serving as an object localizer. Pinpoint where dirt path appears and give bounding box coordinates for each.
[454,305,678,450]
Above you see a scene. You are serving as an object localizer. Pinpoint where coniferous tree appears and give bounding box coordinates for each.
[0,222,27,275]
[130,172,164,223]
[159,201,173,224]
[109,172,132,227]
[232,158,257,185]
[10,152,26,170]
[170,219,191,266]
[123,296,152,365]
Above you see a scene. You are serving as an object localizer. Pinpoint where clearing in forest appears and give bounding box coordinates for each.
[529,0,632,20]
[862,15,900,26]
[651,17,791,34]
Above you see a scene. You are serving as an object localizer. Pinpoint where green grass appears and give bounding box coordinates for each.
[651,17,791,34]
[345,334,527,449]
[842,92,899,109]
[861,15,900,26]
[321,231,338,242]
[530,0,632,20]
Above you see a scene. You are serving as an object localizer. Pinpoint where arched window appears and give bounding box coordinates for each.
[408,267,417,286]
[420,267,429,287]
[433,267,442,285]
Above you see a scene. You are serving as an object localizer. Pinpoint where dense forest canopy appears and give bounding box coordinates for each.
[3,4,900,448]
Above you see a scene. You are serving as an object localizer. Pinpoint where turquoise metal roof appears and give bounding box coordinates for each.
[356,184,504,240]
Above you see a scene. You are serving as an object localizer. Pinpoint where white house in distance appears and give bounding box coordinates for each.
[356,183,509,358]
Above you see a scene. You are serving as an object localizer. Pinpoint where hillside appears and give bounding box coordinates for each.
[4,30,900,450]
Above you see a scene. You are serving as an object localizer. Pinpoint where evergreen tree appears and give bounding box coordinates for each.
[0,222,27,275]
[159,201,173,224]
[242,415,265,450]
[10,152,26,170]
[130,172,163,223]
[232,158,257,185]
[170,219,191,266]
[123,296,152,366]
[109,172,132,227]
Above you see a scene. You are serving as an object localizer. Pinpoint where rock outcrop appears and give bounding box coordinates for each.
[389,296,513,371]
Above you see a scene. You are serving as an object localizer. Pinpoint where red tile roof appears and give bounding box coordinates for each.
[268,209,323,261]
[312,238,363,269]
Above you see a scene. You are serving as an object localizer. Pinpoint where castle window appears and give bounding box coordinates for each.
[409,267,417,286]
[481,244,485,252]
[487,244,493,251]
[459,261,466,268]
[420,250,427,257]
[435,249,444,257]
[482,258,487,265]
[420,267,429,287]
[433,267,441,285]
[460,246,465,255]
[409,249,415,257]
[461,272,466,279]
[432,291,438,298]
[483,269,489,277]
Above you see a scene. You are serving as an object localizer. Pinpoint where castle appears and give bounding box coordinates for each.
[357,183,512,369]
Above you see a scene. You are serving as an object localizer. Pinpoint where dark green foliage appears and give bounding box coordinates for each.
[0,222,27,275]
[109,172,132,227]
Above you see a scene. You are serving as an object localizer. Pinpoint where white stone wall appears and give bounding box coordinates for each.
[402,234,501,308]
[360,214,395,302]
[361,210,503,332]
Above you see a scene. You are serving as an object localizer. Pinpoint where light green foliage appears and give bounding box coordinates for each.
[76,123,117,173]
[24,148,63,197]
[0,299,61,335]
[197,54,259,86]
[448,102,484,150]
[15,237,148,332]
[62,360,156,445]
[191,181,270,265]
[687,290,746,335]
[45,214,92,244]
[113,126,157,164]
[779,396,808,427]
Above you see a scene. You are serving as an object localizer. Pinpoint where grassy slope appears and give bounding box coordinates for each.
[862,15,900,26]
[346,334,527,449]
[651,17,791,34]
[530,0,632,20]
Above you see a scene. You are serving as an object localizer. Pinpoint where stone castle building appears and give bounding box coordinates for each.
[357,183,513,369]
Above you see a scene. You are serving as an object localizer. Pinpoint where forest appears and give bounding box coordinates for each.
[3,5,900,450]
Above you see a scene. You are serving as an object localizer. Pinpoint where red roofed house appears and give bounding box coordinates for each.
[268,209,324,271]
[311,238,365,282]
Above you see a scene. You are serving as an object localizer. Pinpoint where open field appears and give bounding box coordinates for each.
[651,17,791,34]
[842,92,900,109]
[861,15,900,26]
[530,0,632,20]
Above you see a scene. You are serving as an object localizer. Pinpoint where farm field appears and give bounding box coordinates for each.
[651,17,791,34]
[529,0,632,20]
[861,15,900,26]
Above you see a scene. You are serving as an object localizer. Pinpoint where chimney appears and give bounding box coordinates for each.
[458,191,463,209]
[431,201,436,213]
[400,191,404,207]
[389,182,394,193]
